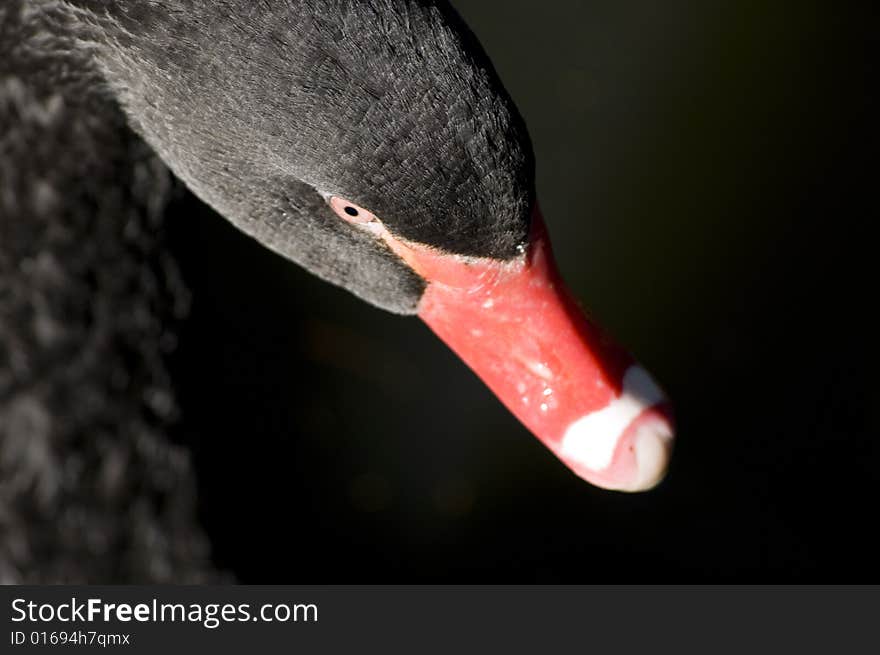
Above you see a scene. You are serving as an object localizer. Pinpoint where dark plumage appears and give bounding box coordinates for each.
[1,0,218,582]
[67,0,535,311]
[1,0,537,581]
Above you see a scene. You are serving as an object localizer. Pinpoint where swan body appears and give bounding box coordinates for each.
[1,0,674,581]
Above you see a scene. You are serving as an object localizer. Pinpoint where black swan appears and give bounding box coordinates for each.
[1,0,674,581]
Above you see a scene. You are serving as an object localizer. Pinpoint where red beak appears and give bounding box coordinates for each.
[382,205,674,491]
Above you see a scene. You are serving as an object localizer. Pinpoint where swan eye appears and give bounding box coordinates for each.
[328,196,379,226]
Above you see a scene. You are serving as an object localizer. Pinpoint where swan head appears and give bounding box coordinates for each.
[76,0,674,491]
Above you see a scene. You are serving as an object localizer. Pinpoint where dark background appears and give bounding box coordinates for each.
[164,1,877,581]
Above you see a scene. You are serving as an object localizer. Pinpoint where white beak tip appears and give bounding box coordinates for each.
[619,419,675,492]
